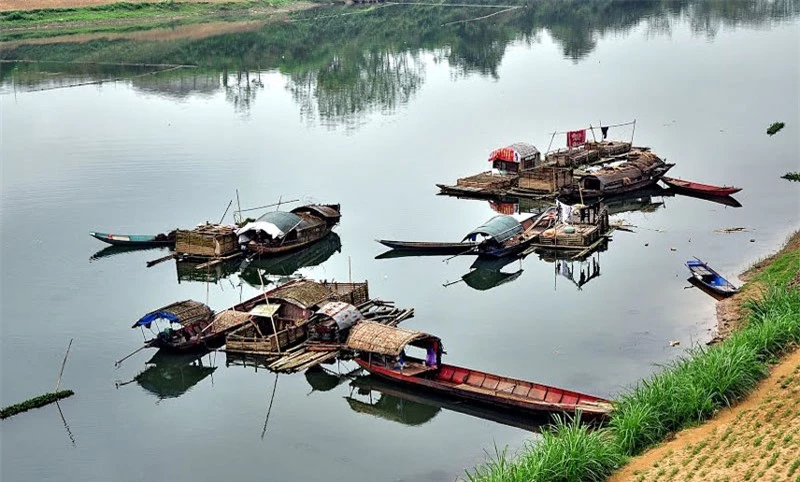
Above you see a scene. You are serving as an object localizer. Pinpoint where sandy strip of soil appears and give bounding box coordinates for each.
[609,347,800,482]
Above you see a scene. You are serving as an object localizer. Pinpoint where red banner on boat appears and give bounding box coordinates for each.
[567,129,586,148]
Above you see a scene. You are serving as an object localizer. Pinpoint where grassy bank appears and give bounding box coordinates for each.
[0,0,315,41]
[467,240,800,482]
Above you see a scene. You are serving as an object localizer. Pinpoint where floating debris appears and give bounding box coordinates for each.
[766,122,785,136]
[669,340,680,347]
[715,227,749,234]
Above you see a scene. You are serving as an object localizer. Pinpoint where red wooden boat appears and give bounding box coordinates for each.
[661,176,742,196]
[346,323,613,417]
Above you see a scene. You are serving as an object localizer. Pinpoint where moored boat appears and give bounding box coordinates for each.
[345,323,614,417]
[237,204,341,256]
[564,151,674,199]
[686,258,739,297]
[661,176,742,196]
[376,214,537,259]
[90,231,175,247]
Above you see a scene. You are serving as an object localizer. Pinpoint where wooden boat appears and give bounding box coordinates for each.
[376,214,537,259]
[224,279,369,355]
[565,151,675,199]
[661,177,742,197]
[376,240,479,255]
[686,258,739,297]
[237,204,341,256]
[90,231,175,247]
[346,323,614,417]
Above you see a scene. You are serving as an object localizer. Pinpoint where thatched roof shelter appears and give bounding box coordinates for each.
[133,300,213,328]
[346,322,439,356]
[270,280,336,309]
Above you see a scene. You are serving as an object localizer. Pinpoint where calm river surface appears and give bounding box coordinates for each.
[1,2,799,481]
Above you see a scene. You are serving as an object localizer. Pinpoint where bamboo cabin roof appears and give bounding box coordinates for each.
[346,322,439,356]
[463,215,523,243]
[270,280,335,309]
[581,152,664,186]
[291,204,341,220]
[133,300,213,328]
[209,310,252,332]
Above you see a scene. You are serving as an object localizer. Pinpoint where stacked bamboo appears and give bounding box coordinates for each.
[175,224,238,258]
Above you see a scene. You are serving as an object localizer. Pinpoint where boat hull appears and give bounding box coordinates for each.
[687,260,739,297]
[90,231,174,247]
[355,358,612,417]
[247,228,334,256]
[377,239,478,254]
[661,177,742,197]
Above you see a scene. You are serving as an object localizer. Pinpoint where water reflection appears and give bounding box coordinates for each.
[3,0,796,126]
[117,350,217,400]
[348,375,546,432]
[90,245,170,262]
[172,232,341,285]
[456,255,525,291]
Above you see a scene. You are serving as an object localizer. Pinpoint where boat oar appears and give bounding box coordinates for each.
[114,345,148,368]
[442,246,478,263]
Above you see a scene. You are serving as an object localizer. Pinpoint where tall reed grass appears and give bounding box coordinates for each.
[467,281,800,482]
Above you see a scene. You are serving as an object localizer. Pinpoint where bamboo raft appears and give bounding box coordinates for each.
[225,300,415,373]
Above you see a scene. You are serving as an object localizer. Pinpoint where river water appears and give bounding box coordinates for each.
[1,2,798,481]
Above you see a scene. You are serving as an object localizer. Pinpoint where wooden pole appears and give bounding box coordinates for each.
[219,200,233,224]
[348,256,352,284]
[546,132,556,154]
[257,269,281,353]
[589,124,597,142]
[631,119,636,145]
[115,345,148,367]
[235,189,242,224]
[55,338,73,392]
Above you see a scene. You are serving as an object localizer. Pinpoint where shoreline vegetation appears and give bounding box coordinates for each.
[0,0,322,42]
[467,231,800,482]
[0,390,75,419]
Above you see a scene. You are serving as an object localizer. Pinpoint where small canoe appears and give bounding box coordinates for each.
[90,231,175,247]
[687,258,739,297]
[376,240,478,255]
[661,177,742,196]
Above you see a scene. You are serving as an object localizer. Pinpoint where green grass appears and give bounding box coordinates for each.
[0,390,74,419]
[467,266,800,481]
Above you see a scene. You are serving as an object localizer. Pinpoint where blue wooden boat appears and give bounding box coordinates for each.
[686,258,739,297]
[90,231,175,247]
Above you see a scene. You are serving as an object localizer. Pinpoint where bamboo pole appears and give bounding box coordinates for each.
[55,339,73,393]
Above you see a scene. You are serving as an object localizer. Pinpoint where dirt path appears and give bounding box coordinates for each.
[609,348,800,482]
[1,0,248,11]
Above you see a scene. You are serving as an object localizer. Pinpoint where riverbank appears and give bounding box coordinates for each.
[0,0,320,42]
[466,231,800,482]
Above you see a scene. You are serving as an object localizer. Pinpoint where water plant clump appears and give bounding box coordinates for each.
[0,390,75,419]
[782,172,800,182]
[767,122,785,136]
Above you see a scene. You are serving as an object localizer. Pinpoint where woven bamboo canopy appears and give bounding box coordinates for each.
[271,280,336,309]
[133,300,212,328]
[346,322,438,356]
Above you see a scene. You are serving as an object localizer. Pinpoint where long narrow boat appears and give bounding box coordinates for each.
[661,177,742,197]
[90,231,175,247]
[375,213,536,259]
[376,240,479,255]
[686,258,739,297]
[346,323,613,417]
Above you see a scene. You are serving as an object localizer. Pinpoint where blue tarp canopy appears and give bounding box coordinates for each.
[463,215,523,243]
[133,311,180,328]
[131,300,213,329]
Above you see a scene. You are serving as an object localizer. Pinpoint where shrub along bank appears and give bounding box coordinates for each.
[467,248,800,482]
